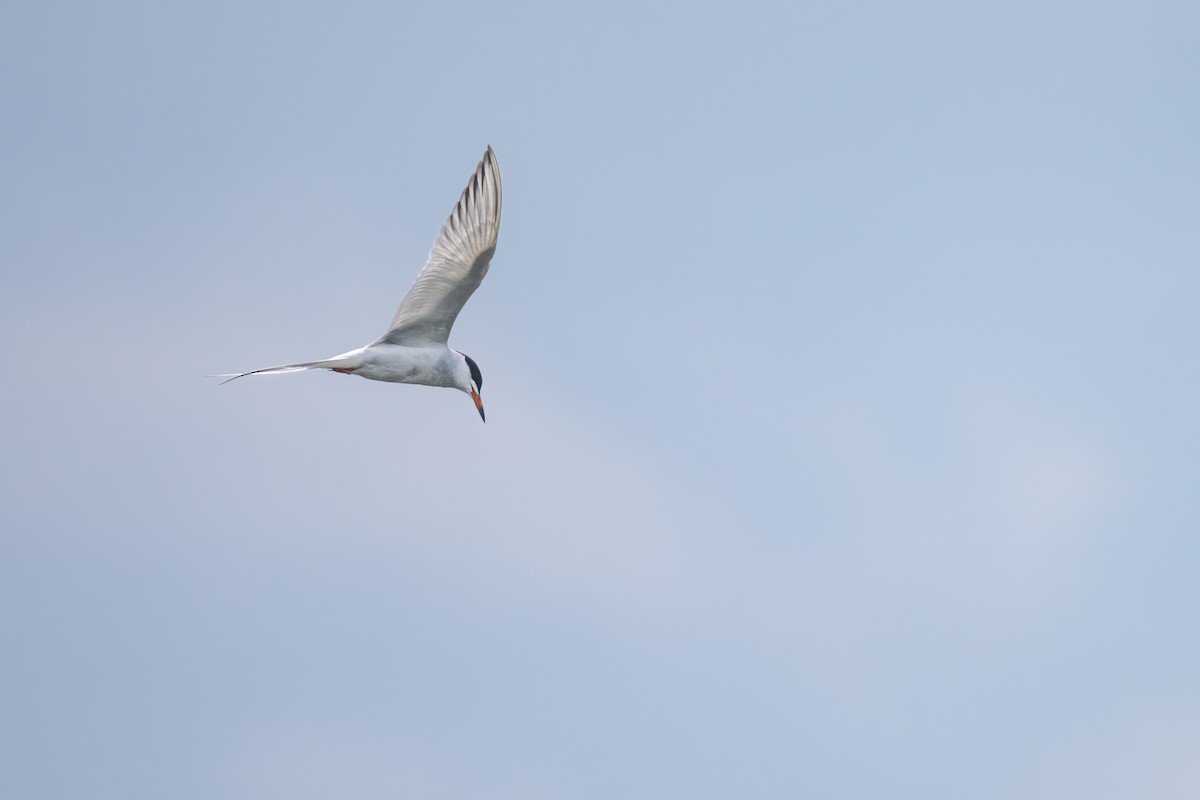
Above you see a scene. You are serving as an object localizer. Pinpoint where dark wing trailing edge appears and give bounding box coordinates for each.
[378,146,502,346]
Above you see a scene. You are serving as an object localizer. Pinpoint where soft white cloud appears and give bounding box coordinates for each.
[5,292,713,626]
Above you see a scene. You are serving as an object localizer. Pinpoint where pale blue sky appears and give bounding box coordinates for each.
[2,1,1198,798]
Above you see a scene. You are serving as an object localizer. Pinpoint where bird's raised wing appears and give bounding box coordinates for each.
[378,146,502,346]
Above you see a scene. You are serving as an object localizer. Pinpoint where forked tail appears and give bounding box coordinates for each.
[211,358,353,385]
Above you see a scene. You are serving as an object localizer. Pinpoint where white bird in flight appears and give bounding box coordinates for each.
[218,146,502,422]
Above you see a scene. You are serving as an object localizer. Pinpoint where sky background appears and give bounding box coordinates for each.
[2,1,1198,797]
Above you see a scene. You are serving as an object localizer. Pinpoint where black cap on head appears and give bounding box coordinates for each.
[461,352,483,391]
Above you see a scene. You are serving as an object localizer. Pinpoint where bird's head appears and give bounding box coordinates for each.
[455,351,485,422]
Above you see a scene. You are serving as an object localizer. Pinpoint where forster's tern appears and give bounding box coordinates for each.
[218,146,502,422]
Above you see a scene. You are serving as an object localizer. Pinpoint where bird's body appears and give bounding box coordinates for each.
[218,147,501,421]
[311,344,464,387]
